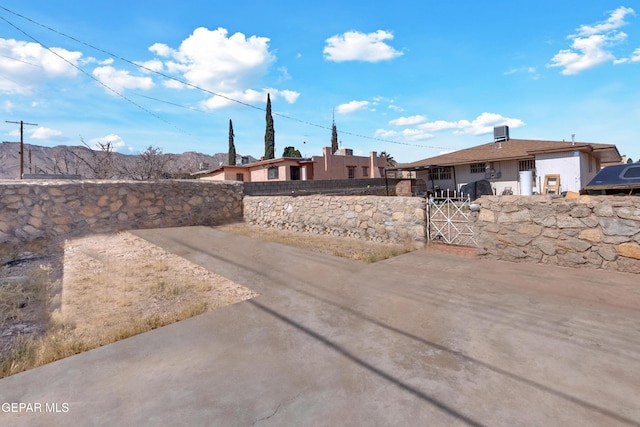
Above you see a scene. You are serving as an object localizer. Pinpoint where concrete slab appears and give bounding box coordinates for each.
[1,226,639,426]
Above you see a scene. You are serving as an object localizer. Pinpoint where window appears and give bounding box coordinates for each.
[347,166,356,179]
[470,163,486,174]
[290,166,301,180]
[518,159,535,171]
[267,166,279,180]
[430,166,451,180]
[362,166,369,177]
[623,165,640,178]
[235,173,244,182]
[379,167,385,177]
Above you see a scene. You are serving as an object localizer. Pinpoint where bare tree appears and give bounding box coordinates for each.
[120,145,170,180]
[68,138,115,178]
[51,147,81,175]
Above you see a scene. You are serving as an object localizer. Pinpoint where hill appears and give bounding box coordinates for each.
[0,142,255,180]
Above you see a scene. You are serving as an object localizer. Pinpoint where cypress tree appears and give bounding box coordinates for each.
[228,119,236,165]
[331,118,338,154]
[264,93,275,159]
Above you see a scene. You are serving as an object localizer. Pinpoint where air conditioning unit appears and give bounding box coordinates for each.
[494,125,509,141]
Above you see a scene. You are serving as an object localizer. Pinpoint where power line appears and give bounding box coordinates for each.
[0,12,196,140]
[0,6,452,151]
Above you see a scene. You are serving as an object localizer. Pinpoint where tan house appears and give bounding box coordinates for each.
[193,147,387,182]
[390,127,622,195]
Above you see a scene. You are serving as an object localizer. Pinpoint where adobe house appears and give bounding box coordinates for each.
[193,147,387,182]
[389,126,622,196]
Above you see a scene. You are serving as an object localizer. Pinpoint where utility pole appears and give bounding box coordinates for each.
[5,120,37,179]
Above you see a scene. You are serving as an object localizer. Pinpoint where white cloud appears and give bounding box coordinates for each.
[2,100,14,112]
[336,100,370,114]
[577,6,634,36]
[87,134,128,152]
[389,115,427,126]
[324,30,403,62]
[136,59,164,73]
[92,66,154,94]
[278,89,300,104]
[151,27,275,93]
[419,113,525,135]
[504,66,540,80]
[277,66,291,82]
[30,127,64,141]
[548,34,618,75]
[419,120,461,132]
[200,88,299,110]
[401,129,434,141]
[548,7,637,75]
[0,38,81,95]
[149,43,172,57]
[632,48,640,62]
[374,129,399,139]
[148,27,298,108]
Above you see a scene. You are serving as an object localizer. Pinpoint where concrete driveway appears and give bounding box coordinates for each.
[1,226,639,426]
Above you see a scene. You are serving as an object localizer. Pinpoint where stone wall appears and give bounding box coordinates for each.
[244,195,426,243]
[474,194,640,274]
[0,180,243,246]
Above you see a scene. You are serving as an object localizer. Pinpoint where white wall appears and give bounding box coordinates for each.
[535,151,582,193]
[455,161,522,195]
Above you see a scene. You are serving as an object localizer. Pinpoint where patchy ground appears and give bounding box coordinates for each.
[58,232,258,340]
[0,223,423,376]
[215,222,418,262]
[0,230,257,376]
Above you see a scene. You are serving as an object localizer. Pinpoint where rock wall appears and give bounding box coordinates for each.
[244,195,426,243]
[0,180,243,246]
[474,194,640,273]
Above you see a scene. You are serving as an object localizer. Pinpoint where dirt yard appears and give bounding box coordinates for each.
[0,223,421,377]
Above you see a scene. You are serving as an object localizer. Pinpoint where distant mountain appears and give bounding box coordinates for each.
[0,142,257,180]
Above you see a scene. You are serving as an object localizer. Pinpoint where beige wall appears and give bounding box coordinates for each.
[198,148,386,182]
[199,167,247,182]
[312,147,386,180]
[248,159,302,182]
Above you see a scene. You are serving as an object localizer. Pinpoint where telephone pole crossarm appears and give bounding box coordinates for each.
[5,120,38,179]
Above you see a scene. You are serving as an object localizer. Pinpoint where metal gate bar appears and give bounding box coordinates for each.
[427,192,477,247]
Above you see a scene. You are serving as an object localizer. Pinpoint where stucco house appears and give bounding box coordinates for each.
[193,147,387,182]
[389,126,622,196]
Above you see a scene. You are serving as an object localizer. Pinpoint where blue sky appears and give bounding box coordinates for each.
[0,1,639,164]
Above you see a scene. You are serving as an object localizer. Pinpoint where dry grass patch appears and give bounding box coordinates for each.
[0,232,257,379]
[217,223,416,262]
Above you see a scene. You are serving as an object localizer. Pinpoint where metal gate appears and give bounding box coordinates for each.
[427,192,477,247]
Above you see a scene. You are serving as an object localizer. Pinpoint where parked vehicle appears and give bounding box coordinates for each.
[459,179,493,200]
[581,164,640,195]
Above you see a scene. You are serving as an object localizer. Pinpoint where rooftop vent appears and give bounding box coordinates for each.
[494,125,509,142]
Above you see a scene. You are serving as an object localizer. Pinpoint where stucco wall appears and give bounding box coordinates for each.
[474,194,640,273]
[0,180,243,246]
[243,195,426,243]
[310,148,386,180]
